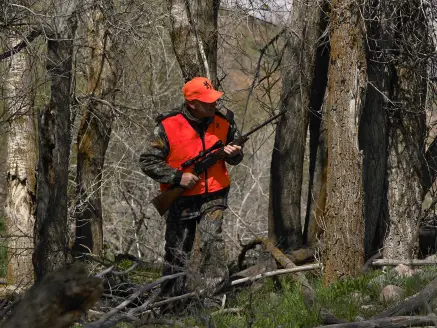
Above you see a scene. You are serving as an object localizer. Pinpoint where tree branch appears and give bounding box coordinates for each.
[0,29,41,61]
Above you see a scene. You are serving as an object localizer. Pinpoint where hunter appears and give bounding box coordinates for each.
[139,76,243,299]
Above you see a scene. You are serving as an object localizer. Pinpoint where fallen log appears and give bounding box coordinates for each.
[239,238,344,325]
[1,264,103,328]
[372,259,437,266]
[288,247,316,264]
[372,276,437,319]
[230,264,321,286]
[315,315,437,328]
[148,263,322,309]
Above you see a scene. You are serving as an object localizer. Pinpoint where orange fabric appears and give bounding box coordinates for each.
[182,77,223,103]
[160,113,230,196]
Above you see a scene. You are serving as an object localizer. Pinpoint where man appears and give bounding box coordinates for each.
[139,77,243,299]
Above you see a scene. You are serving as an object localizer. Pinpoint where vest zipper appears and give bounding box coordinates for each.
[200,131,208,194]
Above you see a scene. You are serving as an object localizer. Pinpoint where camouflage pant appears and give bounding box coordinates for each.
[161,207,228,297]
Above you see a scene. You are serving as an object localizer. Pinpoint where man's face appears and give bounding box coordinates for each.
[187,100,216,118]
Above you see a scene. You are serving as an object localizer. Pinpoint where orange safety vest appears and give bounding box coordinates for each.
[160,113,230,196]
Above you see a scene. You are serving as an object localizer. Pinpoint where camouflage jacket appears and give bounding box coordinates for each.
[139,103,244,220]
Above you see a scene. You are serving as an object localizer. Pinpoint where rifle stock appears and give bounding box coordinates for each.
[151,186,185,216]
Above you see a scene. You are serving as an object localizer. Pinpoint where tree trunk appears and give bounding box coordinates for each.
[167,0,220,83]
[268,0,324,251]
[360,2,390,259]
[323,0,367,284]
[34,1,78,280]
[5,38,36,285]
[303,21,330,246]
[304,115,327,247]
[383,1,428,259]
[72,0,119,257]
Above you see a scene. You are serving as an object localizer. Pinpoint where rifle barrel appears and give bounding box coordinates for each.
[241,109,288,138]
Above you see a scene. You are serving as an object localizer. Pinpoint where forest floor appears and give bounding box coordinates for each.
[69,259,437,328]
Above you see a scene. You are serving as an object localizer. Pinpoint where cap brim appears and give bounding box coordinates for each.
[196,90,224,103]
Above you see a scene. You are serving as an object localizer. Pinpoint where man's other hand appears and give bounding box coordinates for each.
[180,173,200,189]
[224,144,242,157]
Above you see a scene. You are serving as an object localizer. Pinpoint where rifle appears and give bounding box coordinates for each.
[151,109,288,216]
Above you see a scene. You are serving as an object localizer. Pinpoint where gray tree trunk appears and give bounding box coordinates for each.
[5,37,36,285]
[72,0,120,257]
[323,0,367,284]
[383,1,428,259]
[34,1,78,280]
[167,0,219,83]
[269,0,324,251]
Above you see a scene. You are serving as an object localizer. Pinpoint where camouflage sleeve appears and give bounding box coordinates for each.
[139,123,183,185]
[225,119,244,165]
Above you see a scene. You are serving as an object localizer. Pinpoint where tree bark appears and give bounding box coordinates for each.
[5,37,37,285]
[303,17,330,246]
[383,1,428,259]
[360,2,391,259]
[323,0,367,284]
[34,1,78,280]
[72,0,119,257]
[167,0,220,83]
[269,0,324,251]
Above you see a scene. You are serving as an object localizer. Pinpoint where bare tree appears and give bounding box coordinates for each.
[167,0,220,82]
[4,35,36,285]
[72,0,121,257]
[34,0,79,279]
[322,0,367,284]
[382,0,429,259]
[268,0,325,251]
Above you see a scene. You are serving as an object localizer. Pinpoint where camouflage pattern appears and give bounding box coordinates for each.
[160,207,228,297]
[139,103,243,298]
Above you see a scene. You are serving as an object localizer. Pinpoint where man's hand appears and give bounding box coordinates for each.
[180,172,200,189]
[223,144,242,157]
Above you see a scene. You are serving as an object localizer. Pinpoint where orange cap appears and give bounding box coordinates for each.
[182,77,223,103]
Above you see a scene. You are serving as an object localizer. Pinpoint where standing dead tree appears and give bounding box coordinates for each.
[34,0,79,280]
[269,0,326,251]
[4,34,36,285]
[72,0,122,258]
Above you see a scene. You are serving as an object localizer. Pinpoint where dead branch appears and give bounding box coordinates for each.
[1,264,103,328]
[230,264,321,286]
[315,314,437,328]
[211,307,243,316]
[133,317,186,327]
[0,29,42,61]
[83,272,185,327]
[145,263,322,312]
